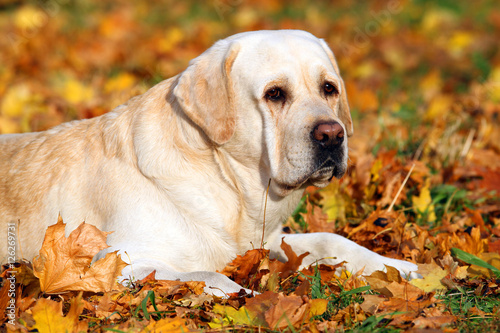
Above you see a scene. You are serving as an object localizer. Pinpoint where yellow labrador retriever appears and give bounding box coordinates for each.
[0,30,417,295]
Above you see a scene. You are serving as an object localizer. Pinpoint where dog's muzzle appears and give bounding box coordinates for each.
[310,121,346,181]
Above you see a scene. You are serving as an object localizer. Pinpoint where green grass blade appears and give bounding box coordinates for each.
[451,248,500,277]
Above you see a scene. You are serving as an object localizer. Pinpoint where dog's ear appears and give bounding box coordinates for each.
[319,39,354,137]
[173,41,241,145]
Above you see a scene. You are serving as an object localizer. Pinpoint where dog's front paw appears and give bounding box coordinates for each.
[367,256,420,280]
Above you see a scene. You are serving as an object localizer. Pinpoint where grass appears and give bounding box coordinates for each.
[441,288,500,332]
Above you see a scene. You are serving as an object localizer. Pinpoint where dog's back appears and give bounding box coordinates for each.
[0,116,119,262]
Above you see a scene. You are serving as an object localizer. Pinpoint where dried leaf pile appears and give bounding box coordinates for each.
[1,0,500,332]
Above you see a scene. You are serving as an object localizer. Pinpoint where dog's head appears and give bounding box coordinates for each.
[174,30,353,196]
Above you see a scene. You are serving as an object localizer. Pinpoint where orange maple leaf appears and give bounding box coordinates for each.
[32,216,128,294]
[219,248,269,287]
[269,238,310,279]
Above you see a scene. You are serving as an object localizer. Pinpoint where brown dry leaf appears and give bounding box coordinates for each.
[138,270,157,283]
[245,290,280,324]
[385,281,426,300]
[32,216,128,294]
[269,238,310,279]
[331,302,367,324]
[300,262,348,287]
[219,248,269,287]
[364,265,402,297]
[412,315,456,329]
[365,265,426,301]
[361,294,385,314]
[378,295,434,315]
[0,277,13,322]
[438,254,468,279]
[302,200,336,233]
[264,293,306,329]
[154,280,206,297]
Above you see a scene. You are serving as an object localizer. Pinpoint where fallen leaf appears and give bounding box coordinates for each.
[412,178,436,222]
[145,317,190,333]
[468,252,500,278]
[361,294,385,314]
[307,298,328,319]
[210,303,263,328]
[32,216,128,293]
[269,238,309,279]
[412,315,456,329]
[32,298,84,333]
[318,182,346,225]
[410,262,448,292]
[219,248,269,288]
[264,293,306,329]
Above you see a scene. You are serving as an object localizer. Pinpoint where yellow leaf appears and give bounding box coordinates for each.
[382,47,406,72]
[33,216,128,294]
[14,5,47,31]
[104,73,136,93]
[454,266,469,279]
[468,252,500,278]
[369,159,383,183]
[339,269,352,279]
[2,85,35,117]
[421,9,457,34]
[410,266,447,292]
[419,70,443,100]
[58,78,94,104]
[0,116,20,134]
[145,317,188,333]
[0,84,46,132]
[487,66,500,102]
[210,304,262,328]
[233,9,258,29]
[158,27,184,53]
[363,159,382,201]
[425,95,452,121]
[32,298,77,333]
[412,178,436,222]
[307,298,328,318]
[320,182,345,221]
[353,62,376,79]
[447,31,474,57]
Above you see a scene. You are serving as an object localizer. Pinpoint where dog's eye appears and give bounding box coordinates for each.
[266,88,285,101]
[324,83,338,96]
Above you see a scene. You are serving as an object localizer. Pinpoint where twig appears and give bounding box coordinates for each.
[17,219,24,261]
[261,179,271,249]
[388,163,416,212]
[460,128,475,159]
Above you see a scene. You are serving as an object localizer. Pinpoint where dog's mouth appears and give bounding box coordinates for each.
[308,158,346,186]
[273,159,345,195]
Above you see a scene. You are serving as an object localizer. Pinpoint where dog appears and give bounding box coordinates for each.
[0,30,417,295]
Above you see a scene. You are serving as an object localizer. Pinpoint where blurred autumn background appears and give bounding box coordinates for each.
[1,0,500,332]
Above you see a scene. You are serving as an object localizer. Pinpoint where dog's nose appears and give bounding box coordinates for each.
[311,122,344,147]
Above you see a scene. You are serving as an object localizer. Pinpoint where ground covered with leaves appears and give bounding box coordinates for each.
[1,0,500,332]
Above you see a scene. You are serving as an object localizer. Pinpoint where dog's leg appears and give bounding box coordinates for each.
[119,260,253,297]
[274,233,419,279]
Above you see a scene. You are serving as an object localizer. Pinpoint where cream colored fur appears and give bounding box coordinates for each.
[0,30,417,296]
